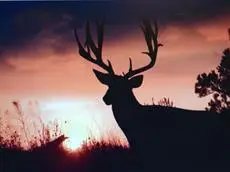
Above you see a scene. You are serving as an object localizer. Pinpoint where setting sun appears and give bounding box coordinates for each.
[63,137,84,151]
[40,100,110,150]
[62,115,90,150]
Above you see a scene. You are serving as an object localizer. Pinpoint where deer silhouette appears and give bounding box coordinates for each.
[75,21,230,171]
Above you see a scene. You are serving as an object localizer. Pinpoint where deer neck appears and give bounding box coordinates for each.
[111,90,141,148]
[111,90,140,112]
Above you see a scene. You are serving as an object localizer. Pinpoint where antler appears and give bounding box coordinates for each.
[124,21,162,78]
[74,21,115,75]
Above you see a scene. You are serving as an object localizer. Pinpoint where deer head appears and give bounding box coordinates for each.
[74,21,162,106]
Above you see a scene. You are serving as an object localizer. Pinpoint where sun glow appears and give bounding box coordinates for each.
[40,99,103,150]
[62,118,90,150]
[63,135,85,151]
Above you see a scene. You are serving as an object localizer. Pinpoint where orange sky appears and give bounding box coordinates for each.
[0,15,230,147]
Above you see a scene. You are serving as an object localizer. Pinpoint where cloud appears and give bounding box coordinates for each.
[0,1,229,45]
[0,59,16,71]
[0,12,76,70]
[0,1,229,70]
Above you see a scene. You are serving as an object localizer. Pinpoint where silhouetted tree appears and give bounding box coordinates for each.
[195,48,230,113]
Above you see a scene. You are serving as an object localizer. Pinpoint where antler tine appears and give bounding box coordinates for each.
[124,21,162,78]
[74,22,115,75]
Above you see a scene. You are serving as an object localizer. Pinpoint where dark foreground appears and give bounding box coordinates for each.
[1,137,135,172]
[1,137,230,172]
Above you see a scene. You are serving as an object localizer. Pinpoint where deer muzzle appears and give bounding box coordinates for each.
[103,90,112,105]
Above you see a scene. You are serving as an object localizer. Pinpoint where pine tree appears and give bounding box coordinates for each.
[195,48,230,113]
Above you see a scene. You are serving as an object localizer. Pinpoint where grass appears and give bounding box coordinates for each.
[0,101,137,172]
[1,136,137,172]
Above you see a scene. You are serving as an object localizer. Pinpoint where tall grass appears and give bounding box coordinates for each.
[0,101,63,150]
[0,101,133,172]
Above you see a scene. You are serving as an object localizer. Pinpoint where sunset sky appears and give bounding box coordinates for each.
[0,1,230,148]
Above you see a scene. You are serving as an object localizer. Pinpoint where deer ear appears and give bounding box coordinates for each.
[93,69,111,85]
[129,75,143,88]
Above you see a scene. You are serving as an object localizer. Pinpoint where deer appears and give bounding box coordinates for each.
[74,21,230,171]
